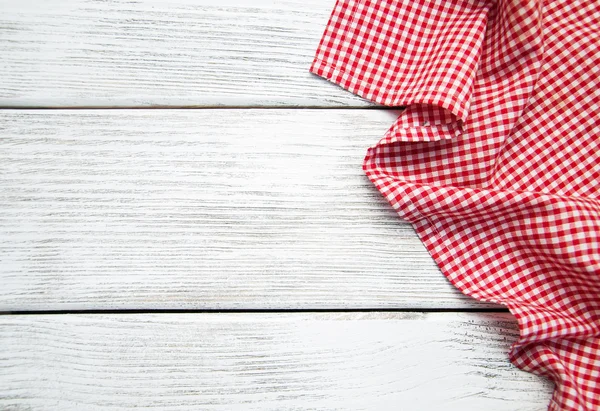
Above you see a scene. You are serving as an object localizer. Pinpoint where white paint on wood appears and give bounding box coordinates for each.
[0,109,497,310]
[0,0,372,108]
[0,3,550,408]
[0,312,553,410]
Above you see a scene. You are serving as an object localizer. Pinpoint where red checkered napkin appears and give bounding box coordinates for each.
[311,1,600,410]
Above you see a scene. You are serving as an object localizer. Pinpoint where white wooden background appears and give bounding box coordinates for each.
[0,0,554,409]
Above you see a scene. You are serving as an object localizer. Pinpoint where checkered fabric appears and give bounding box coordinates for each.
[311,1,600,410]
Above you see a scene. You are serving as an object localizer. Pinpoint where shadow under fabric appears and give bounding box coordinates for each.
[310,1,600,410]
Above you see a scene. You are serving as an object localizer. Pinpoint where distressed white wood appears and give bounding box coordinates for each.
[0,312,553,410]
[0,109,498,310]
[0,2,552,407]
[0,0,371,108]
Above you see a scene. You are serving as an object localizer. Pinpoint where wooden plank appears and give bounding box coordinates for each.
[0,109,496,310]
[0,312,553,410]
[0,0,371,108]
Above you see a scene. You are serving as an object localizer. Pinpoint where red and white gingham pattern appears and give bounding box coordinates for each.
[311,1,600,410]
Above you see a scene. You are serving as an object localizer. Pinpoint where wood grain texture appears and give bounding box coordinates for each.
[0,0,371,108]
[0,109,498,310]
[0,312,554,410]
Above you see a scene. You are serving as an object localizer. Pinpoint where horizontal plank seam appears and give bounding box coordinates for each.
[1,308,509,315]
[0,105,404,110]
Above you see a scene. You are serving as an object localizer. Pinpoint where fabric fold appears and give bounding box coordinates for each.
[311,1,600,410]
[310,0,491,122]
